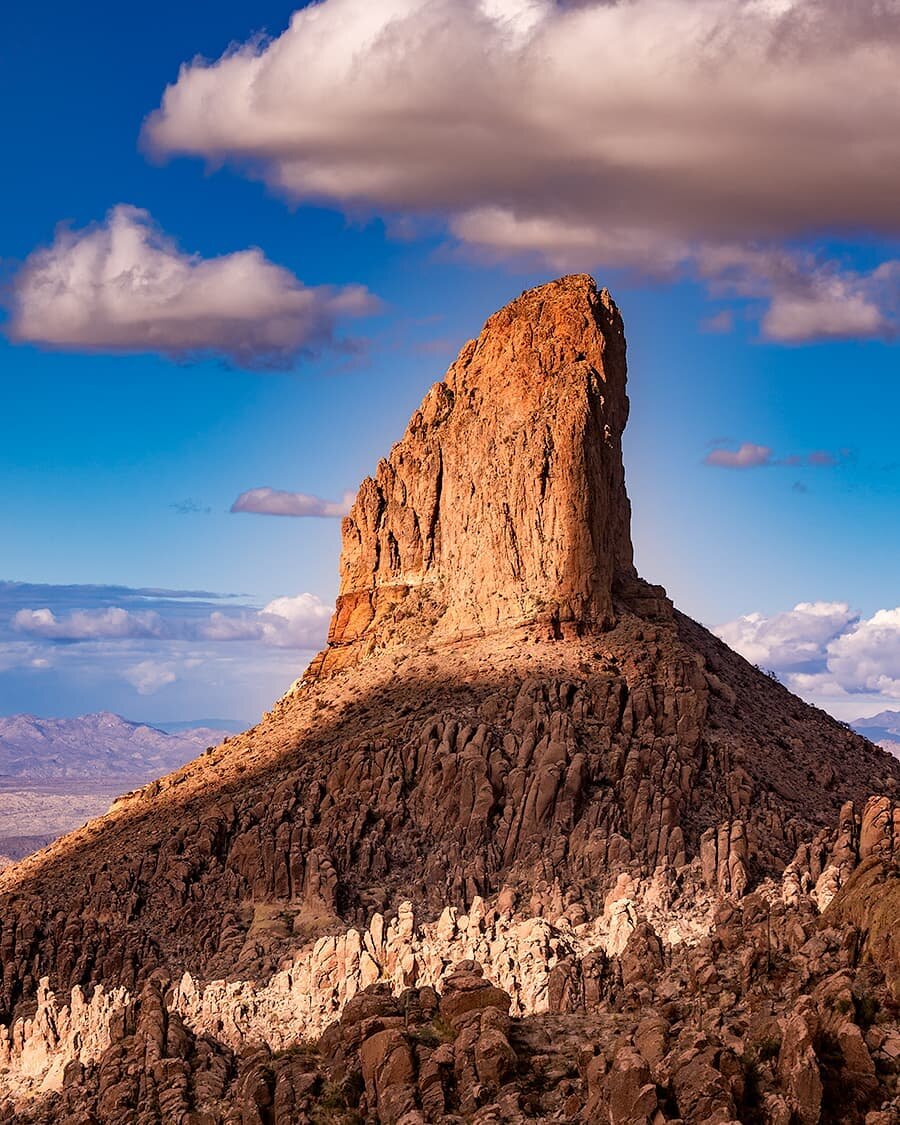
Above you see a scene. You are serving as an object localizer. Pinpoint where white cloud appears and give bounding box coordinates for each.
[231,487,354,518]
[199,593,331,649]
[122,660,177,695]
[12,606,164,641]
[7,205,378,367]
[259,594,333,648]
[717,602,900,702]
[143,0,900,338]
[705,443,773,469]
[697,244,896,342]
[0,583,333,719]
[198,613,263,644]
[7,586,332,653]
[826,609,900,697]
[715,601,858,671]
[764,285,888,342]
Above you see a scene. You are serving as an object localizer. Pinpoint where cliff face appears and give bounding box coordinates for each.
[2,277,900,1124]
[309,276,640,677]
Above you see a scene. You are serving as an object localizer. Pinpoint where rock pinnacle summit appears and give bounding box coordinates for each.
[310,275,666,678]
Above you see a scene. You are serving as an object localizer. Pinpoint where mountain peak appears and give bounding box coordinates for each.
[2,280,900,1121]
[309,275,658,678]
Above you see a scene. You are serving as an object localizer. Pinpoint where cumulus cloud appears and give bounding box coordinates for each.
[258,594,333,647]
[826,609,900,697]
[716,602,900,700]
[716,602,858,671]
[7,205,378,367]
[705,443,773,469]
[0,582,334,717]
[5,582,331,654]
[12,607,164,641]
[200,593,331,649]
[144,0,900,338]
[231,487,354,518]
[122,660,177,695]
[697,245,897,342]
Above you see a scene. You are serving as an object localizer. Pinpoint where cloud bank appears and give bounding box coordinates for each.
[144,0,900,339]
[7,205,377,367]
[231,487,354,518]
[0,584,333,714]
[716,601,900,701]
[9,589,331,653]
[13,607,165,641]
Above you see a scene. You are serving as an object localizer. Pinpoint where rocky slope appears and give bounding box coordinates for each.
[0,276,898,1123]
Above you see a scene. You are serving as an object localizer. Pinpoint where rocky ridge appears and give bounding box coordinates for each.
[0,276,899,1122]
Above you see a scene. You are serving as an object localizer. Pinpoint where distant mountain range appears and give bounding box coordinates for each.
[852,710,900,756]
[0,712,232,781]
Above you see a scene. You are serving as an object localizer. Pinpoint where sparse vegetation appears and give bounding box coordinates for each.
[411,1015,455,1048]
[310,1075,364,1124]
[271,1039,319,1061]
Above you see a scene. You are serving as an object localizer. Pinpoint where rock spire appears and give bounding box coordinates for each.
[309,274,642,677]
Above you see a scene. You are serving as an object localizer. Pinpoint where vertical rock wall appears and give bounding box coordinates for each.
[309,275,637,676]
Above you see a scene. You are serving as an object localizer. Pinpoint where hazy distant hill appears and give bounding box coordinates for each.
[151,718,248,735]
[853,710,900,756]
[0,713,233,866]
[0,711,231,781]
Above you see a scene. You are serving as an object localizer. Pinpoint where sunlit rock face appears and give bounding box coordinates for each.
[309,274,649,678]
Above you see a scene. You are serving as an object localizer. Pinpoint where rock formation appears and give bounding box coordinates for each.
[1,276,900,1122]
[308,276,648,678]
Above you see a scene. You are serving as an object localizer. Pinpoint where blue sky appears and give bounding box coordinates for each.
[1,0,898,723]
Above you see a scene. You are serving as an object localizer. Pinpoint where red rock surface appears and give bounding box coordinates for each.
[308,275,644,678]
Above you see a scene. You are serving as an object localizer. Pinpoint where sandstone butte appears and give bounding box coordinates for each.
[1,275,900,1123]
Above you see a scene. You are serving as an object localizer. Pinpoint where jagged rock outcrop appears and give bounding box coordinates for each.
[6,797,900,1123]
[1,276,899,1122]
[307,275,647,678]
